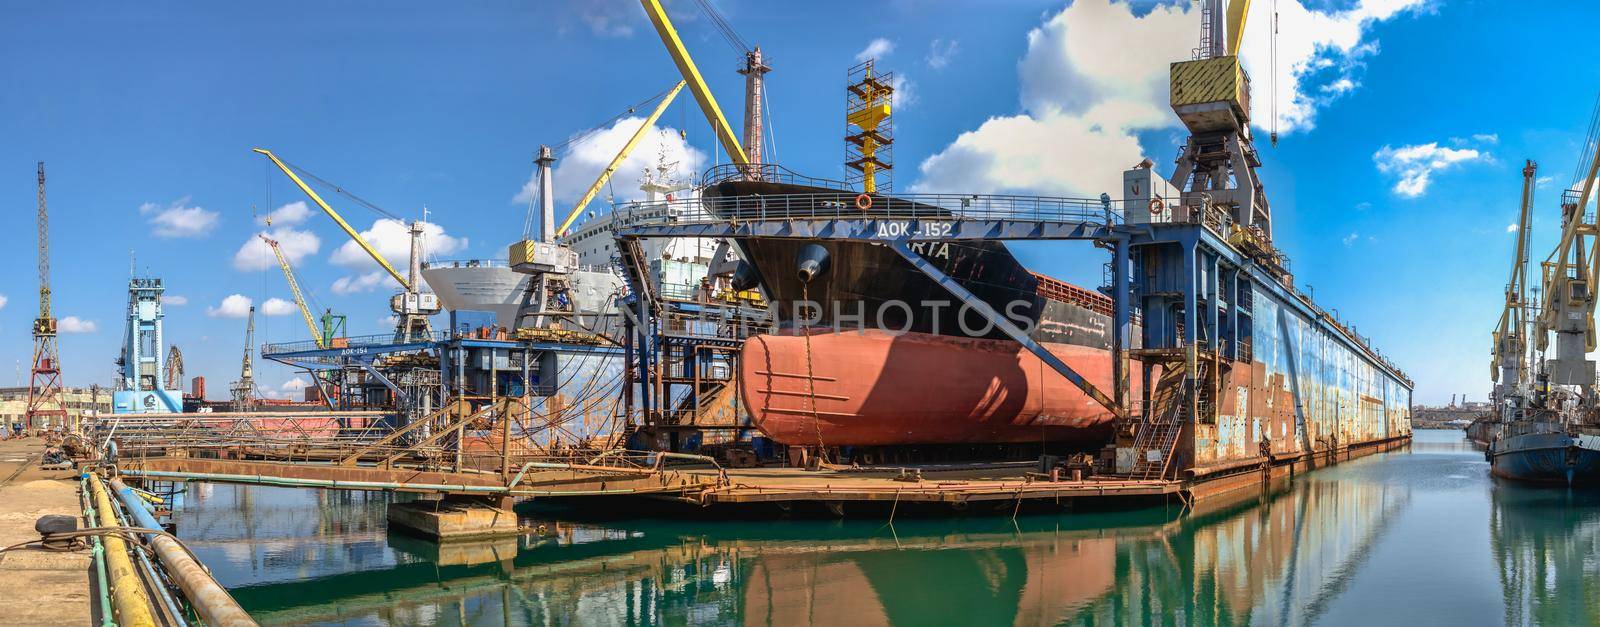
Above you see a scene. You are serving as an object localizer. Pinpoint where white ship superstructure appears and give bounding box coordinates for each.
[422,152,727,328]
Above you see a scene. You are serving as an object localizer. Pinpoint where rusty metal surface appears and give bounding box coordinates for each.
[1195,286,1412,468]
[119,457,711,497]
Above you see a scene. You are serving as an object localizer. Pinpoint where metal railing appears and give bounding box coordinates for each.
[422,258,511,269]
[613,191,1118,229]
[262,331,446,356]
[701,163,856,190]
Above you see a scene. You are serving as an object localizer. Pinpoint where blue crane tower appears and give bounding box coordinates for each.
[113,276,184,413]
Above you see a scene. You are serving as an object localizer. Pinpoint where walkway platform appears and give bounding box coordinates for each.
[0,437,92,626]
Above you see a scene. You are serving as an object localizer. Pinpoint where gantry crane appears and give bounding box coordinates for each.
[1491,161,1538,401]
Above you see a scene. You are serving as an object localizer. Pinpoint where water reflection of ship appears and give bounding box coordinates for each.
[1491,484,1600,624]
[226,472,1408,625]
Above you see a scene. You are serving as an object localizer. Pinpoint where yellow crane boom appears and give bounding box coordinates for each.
[259,234,326,349]
[1224,0,1251,56]
[1492,161,1536,381]
[252,148,411,291]
[638,0,748,167]
[556,80,687,238]
[1536,134,1600,353]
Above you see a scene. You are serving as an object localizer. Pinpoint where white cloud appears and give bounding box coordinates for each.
[329,219,464,272]
[0,294,7,311]
[578,0,636,37]
[161,295,188,306]
[1322,78,1357,95]
[916,0,1426,196]
[206,294,253,318]
[1342,232,1359,247]
[916,0,1192,196]
[140,197,220,238]
[890,74,916,110]
[856,38,894,62]
[58,316,97,333]
[926,38,959,69]
[234,228,321,272]
[1237,0,1430,134]
[261,298,297,316]
[514,120,706,216]
[1373,141,1489,198]
[1536,176,1553,188]
[263,376,312,400]
[1506,224,1519,233]
[256,201,313,227]
[332,271,387,295]
[1472,133,1499,144]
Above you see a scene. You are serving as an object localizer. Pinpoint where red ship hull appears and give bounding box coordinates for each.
[740,329,1139,447]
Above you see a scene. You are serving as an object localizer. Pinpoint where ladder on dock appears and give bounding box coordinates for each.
[1129,359,1210,480]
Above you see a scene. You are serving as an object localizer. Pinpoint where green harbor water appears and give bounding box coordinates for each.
[169,430,1600,626]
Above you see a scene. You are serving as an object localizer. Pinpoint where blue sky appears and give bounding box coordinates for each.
[0,1,1594,404]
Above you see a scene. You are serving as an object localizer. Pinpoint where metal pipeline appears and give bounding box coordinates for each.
[110,478,258,627]
[86,474,159,627]
[80,475,118,627]
[105,486,188,626]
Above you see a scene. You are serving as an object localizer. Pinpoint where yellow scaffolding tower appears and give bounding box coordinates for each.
[845,59,893,194]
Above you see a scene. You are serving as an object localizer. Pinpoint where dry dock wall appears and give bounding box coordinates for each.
[1193,272,1412,470]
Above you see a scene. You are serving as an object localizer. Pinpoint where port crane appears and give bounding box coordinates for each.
[28,162,67,430]
[550,81,686,239]
[1491,161,1537,403]
[638,0,749,169]
[1534,120,1600,393]
[257,230,345,350]
[231,306,257,411]
[253,148,438,341]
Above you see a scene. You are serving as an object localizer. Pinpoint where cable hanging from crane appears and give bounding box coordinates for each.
[273,156,402,222]
[691,0,749,54]
[548,84,681,154]
[1568,91,1600,196]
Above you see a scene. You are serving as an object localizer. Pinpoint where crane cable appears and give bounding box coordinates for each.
[691,0,750,54]
[521,85,683,240]
[1270,0,1279,147]
[274,156,401,222]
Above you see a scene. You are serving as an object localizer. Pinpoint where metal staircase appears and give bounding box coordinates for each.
[1129,359,1211,480]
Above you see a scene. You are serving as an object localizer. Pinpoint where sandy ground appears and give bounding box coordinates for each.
[0,437,92,626]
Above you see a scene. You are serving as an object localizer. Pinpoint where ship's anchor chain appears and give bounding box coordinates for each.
[801,283,829,467]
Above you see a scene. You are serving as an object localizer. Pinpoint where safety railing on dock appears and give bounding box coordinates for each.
[261,331,447,357]
[612,191,1118,227]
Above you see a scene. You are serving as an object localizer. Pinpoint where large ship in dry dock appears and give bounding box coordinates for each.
[708,172,1139,448]
[637,0,1417,477]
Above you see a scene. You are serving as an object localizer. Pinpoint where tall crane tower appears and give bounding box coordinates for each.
[231,306,257,411]
[27,162,67,431]
[1491,161,1538,406]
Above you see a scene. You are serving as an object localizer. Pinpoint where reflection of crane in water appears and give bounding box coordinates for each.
[1490,486,1600,625]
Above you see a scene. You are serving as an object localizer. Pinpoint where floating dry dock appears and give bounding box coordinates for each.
[106,418,1409,525]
